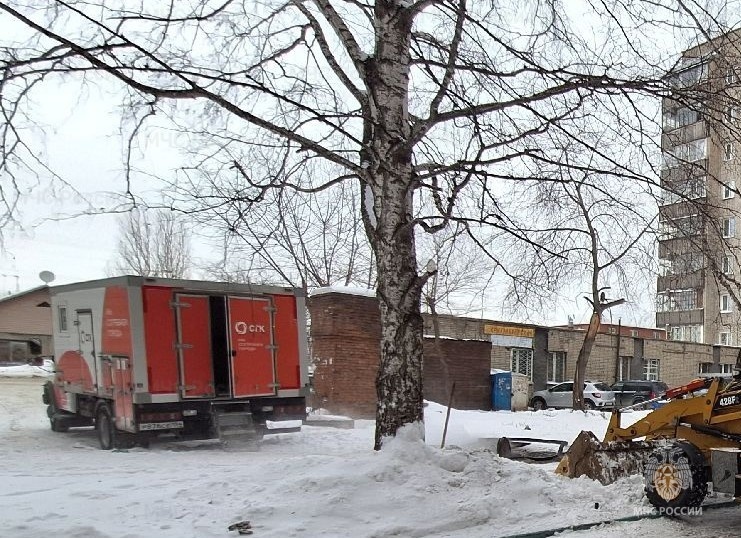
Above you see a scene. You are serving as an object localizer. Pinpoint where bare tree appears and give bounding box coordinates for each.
[201,180,376,289]
[113,208,190,278]
[1,1,736,448]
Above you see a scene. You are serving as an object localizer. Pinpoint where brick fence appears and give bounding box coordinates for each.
[308,291,493,418]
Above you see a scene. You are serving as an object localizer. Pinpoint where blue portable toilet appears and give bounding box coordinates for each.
[491,371,512,411]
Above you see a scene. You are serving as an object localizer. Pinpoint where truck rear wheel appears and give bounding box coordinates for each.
[49,412,69,433]
[96,405,116,450]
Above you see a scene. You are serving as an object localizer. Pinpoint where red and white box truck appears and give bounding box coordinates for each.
[42,276,310,449]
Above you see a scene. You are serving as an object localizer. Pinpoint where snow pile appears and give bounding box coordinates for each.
[1,378,659,538]
[311,285,376,298]
[0,358,54,377]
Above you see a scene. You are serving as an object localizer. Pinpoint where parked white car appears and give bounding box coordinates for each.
[530,381,615,410]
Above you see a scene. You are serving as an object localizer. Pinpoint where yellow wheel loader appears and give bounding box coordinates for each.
[556,376,741,509]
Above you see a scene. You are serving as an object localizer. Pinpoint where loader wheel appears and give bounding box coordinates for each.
[644,441,707,509]
[532,398,547,411]
[96,405,116,450]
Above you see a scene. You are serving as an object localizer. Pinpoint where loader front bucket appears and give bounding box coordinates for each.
[555,430,657,485]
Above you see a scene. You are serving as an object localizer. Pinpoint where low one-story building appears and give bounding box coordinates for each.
[0,286,52,363]
[308,290,738,418]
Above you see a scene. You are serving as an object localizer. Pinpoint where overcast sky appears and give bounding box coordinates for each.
[0,79,195,294]
[0,5,663,329]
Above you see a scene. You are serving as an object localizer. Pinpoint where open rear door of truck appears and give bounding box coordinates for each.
[228,296,276,398]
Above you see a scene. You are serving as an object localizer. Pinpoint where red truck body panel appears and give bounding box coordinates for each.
[229,296,275,398]
[177,294,216,398]
[142,286,179,394]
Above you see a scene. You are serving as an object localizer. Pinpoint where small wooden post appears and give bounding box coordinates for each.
[440,381,456,449]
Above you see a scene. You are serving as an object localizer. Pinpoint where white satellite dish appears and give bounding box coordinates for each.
[39,271,56,284]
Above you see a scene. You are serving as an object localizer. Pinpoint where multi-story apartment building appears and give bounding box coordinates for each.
[657,30,741,346]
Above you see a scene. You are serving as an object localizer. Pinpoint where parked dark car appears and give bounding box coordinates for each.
[610,380,668,408]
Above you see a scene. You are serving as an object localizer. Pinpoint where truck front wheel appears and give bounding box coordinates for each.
[45,384,68,433]
[96,405,116,450]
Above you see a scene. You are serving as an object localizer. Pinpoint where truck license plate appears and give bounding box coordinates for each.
[139,421,184,431]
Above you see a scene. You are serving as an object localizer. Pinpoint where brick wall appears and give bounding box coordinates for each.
[309,292,494,417]
[422,338,492,410]
[309,291,381,418]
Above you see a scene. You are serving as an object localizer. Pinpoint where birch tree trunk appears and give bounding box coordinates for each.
[361,4,425,449]
[361,2,424,450]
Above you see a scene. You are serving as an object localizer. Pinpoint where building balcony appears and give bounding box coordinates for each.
[662,120,708,146]
[656,309,705,327]
[660,159,707,182]
[657,271,705,292]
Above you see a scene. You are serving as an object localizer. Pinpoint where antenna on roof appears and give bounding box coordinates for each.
[39,271,56,285]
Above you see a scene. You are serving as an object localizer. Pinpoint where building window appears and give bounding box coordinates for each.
[618,357,631,381]
[669,325,703,342]
[663,107,700,130]
[723,181,736,199]
[723,217,736,238]
[669,58,709,89]
[663,252,705,275]
[656,289,698,312]
[510,348,533,380]
[664,138,707,169]
[548,351,566,383]
[719,331,732,346]
[698,362,713,374]
[643,358,660,381]
[724,142,735,161]
[723,255,734,274]
[727,66,738,85]
[630,329,639,337]
[721,363,735,374]
[726,106,739,124]
[661,176,707,205]
[58,306,68,332]
[721,294,732,313]
[660,214,702,239]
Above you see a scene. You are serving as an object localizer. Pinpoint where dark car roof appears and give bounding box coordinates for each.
[612,380,667,388]
[614,380,665,384]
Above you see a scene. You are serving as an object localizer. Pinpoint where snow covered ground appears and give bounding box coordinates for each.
[0,377,732,538]
[0,359,55,378]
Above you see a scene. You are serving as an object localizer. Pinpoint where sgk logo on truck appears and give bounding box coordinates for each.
[234,322,266,335]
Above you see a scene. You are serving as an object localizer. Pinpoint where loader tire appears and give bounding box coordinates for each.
[644,440,707,509]
[96,405,117,450]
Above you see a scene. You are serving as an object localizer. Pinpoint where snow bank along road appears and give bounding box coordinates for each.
[1,377,737,538]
